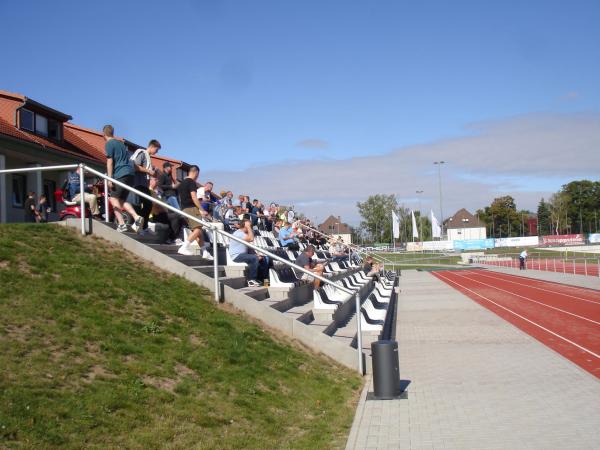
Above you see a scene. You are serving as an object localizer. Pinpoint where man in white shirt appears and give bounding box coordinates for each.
[519,249,528,270]
[229,219,268,287]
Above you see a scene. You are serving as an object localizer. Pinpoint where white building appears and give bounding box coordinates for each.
[445,208,486,241]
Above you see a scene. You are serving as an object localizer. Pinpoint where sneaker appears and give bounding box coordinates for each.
[131,223,139,232]
[133,216,144,234]
[178,243,194,256]
[165,239,175,245]
[116,224,128,233]
[247,280,260,287]
[202,250,214,261]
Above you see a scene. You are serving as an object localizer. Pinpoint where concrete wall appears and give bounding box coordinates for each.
[60,219,362,373]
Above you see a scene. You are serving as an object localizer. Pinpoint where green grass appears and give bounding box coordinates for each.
[0,224,361,450]
[482,247,600,259]
[373,252,461,266]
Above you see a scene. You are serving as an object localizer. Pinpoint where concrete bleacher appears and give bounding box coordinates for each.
[61,218,398,373]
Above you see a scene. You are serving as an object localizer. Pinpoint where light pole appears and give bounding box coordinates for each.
[416,190,423,241]
[433,161,445,238]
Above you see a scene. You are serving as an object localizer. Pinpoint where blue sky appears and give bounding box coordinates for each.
[1,0,599,222]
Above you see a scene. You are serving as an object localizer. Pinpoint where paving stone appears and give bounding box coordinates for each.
[346,270,600,450]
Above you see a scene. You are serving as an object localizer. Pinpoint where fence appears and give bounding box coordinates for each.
[0,163,366,373]
[472,252,600,278]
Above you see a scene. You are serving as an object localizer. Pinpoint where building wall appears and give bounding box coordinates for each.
[447,227,487,241]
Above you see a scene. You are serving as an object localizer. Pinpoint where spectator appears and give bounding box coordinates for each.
[176,165,213,259]
[65,170,101,218]
[329,237,347,263]
[273,219,283,238]
[131,140,161,234]
[148,177,185,244]
[279,221,299,250]
[251,199,262,226]
[37,194,51,223]
[103,124,143,233]
[215,191,233,222]
[363,256,381,279]
[229,219,269,287]
[158,162,180,210]
[197,181,220,214]
[23,191,39,223]
[295,245,325,290]
[519,249,528,270]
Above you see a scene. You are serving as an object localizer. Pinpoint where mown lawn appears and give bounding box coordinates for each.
[373,252,461,267]
[0,224,361,449]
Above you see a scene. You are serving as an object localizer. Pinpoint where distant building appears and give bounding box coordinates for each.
[318,215,352,244]
[445,208,487,241]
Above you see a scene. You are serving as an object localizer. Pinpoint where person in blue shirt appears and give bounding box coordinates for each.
[65,170,100,217]
[279,221,299,251]
[103,124,144,233]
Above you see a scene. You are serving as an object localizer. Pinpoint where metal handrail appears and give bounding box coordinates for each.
[0,163,365,373]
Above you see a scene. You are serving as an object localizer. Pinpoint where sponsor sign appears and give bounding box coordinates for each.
[494,236,539,248]
[453,238,495,251]
[422,240,454,251]
[541,234,584,247]
[406,242,424,252]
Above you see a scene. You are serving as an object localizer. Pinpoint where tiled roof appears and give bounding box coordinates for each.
[446,208,483,229]
[63,123,107,163]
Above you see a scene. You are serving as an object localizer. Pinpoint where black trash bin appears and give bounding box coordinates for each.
[371,340,400,399]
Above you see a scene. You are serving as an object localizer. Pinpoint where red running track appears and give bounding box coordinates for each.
[432,269,600,379]
[481,258,600,277]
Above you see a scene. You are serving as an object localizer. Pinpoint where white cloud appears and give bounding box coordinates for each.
[205,112,600,225]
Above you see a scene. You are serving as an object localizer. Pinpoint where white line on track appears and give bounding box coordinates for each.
[463,270,600,306]
[478,266,600,294]
[433,271,600,360]
[450,271,600,326]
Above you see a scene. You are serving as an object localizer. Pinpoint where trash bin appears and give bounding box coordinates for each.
[371,340,401,399]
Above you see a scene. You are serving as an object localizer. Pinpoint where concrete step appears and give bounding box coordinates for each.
[236,286,270,301]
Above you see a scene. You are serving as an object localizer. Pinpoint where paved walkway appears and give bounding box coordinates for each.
[346,270,600,450]
[479,264,600,290]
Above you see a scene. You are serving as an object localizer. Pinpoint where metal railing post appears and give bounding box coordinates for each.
[104,177,110,223]
[78,164,86,235]
[354,292,364,374]
[212,228,219,302]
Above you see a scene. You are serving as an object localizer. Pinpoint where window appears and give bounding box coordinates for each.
[47,119,61,141]
[19,109,34,131]
[43,179,57,212]
[35,114,48,136]
[12,174,26,208]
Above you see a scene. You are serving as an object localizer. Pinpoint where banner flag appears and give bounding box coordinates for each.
[431,210,441,239]
[392,211,400,239]
[411,210,419,239]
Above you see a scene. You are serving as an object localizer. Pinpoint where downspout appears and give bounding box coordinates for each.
[15,97,28,127]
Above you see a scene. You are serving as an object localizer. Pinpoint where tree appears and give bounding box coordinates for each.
[476,195,523,238]
[537,198,551,236]
[356,194,398,244]
[549,191,570,234]
[560,180,600,234]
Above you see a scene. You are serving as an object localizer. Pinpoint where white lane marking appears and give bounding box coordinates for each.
[463,270,600,306]
[451,271,600,326]
[433,271,600,360]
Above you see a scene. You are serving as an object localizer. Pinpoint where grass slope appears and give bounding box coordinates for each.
[0,224,361,449]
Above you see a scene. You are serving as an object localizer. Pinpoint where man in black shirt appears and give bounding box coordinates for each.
[176,165,212,259]
[23,191,39,223]
[294,245,325,289]
[159,162,180,210]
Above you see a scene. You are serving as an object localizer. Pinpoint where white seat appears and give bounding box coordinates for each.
[226,248,247,267]
[323,284,353,302]
[363,298,387,320]
[313,289,338,312]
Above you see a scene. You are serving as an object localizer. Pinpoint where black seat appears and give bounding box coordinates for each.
[369,293,388,309]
